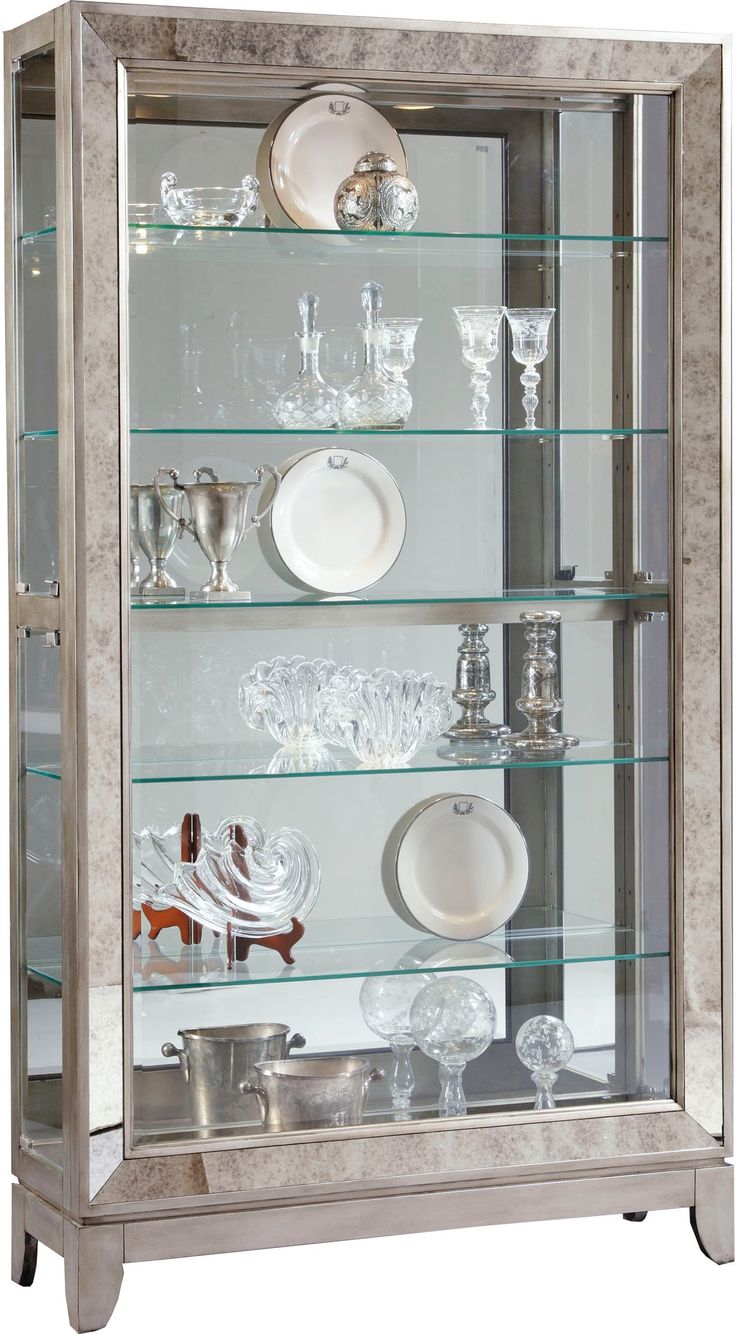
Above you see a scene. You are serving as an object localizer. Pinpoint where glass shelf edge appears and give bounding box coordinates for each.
[132,588,669,612]
[129,426,668,438]
[127,224,668,242]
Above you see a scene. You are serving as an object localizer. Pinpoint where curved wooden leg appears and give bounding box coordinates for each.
[64,1221,124,1332]
[11,1184,38,1287]
[623,1211,648,1222]
[690,1166,734,1265]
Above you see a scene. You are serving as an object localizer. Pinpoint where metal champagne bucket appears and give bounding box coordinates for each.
[162,1023,305,1131]
[241,1055,382,1132]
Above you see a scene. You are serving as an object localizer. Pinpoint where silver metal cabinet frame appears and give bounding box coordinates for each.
[5,6,733,1329]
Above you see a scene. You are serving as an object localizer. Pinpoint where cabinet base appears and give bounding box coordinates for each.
[11,1162,734,1329]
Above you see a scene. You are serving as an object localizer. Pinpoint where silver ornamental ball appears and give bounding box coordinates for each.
[334,150,419,233]
[515,1014,575,1075]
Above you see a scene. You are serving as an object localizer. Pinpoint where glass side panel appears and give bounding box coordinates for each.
[18,630,63,1169]
[14,49,59,592]
[126,73,672,1149]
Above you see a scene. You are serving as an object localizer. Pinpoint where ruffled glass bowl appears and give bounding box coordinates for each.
[239,655,339,751]
[160,171,260,227]
[318,667,452,767]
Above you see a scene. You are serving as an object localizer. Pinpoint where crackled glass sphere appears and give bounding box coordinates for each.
[515,1014,574,1111]
[410,977,496,1117]
[360,974,431,1045]
[516,1014,574,1074]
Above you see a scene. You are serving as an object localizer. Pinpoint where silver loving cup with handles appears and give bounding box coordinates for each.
[154,463,280,599]
[162,1023,305,1132]
[241,1055,383,1132]
[129,488,142,594]
[131,480,186,598]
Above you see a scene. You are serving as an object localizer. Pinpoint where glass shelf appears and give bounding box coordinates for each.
[129,426,667,438]
[26,740,667,785]
[132,585,668,613]
[28,909,669,992]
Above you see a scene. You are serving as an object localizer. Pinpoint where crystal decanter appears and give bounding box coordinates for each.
[337,281,411,429]
[273,291,339,429]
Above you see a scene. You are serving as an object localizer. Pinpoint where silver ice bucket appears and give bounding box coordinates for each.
[242,1055,382,1132]
[162,1023,306,1131]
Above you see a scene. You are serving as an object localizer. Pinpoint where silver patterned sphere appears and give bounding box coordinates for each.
[334,151,419,233]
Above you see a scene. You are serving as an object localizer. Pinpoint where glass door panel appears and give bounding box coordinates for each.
[124,70,671,1148]
[18,630,63,1168]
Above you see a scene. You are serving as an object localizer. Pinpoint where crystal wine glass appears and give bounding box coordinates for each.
[359,974,431,1112]
[379,317,422,402]
[410,976,497,1117]
[452,305,506,429]
[273,292,339,428]
[246,336,290,424]
[337,282,412,429]
[515,1013,574,1109]
[505,307,555,429]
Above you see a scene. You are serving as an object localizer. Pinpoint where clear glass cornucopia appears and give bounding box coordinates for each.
[133,817,320,937]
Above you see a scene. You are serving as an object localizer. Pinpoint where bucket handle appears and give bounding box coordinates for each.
[161,1041,190,1083]
[287,1032,307,1054]
[364,1067,384,1097]
[240,1080,269,1124]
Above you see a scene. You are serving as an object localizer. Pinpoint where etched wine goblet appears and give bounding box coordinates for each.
[515,1014,574,1110]
[359,974,431,1114]
[505,307,555,429]
[379,317,422,401]
[410,976,497,1117]
[452,305,506,429]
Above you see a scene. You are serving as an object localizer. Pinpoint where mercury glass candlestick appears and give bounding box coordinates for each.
[515,1014,575,1110]
[442,623,511,746]
[273,292,339,428]
[452,305,505,429]
[506,610,579,756]
[359,974,430,1113]
[505,307,555,429]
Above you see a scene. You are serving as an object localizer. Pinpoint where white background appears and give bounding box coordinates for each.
[1,1,734,1332]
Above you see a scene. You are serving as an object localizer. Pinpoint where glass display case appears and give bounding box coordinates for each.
[6,8,732,1330]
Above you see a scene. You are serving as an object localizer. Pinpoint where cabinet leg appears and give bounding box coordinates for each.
[11,1184,38,1287]
[689,1166,735,1265]
[64,1221,124,1332]
[623,1211,648,1222]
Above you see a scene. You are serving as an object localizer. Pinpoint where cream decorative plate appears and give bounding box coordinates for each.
[269,448,406,593]
[394,794,529,941]
[257,91,407,230]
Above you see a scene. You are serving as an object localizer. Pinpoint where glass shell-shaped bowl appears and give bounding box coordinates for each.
[239,655,339,751]
[160,171,260,227]
[318,667,453,767]
[136,816,321,938]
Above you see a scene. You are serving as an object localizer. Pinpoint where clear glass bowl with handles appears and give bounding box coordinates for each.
[160,170,260,227]
[154,464,280,599]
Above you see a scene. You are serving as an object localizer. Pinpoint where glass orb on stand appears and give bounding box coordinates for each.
[410,976,497,1117]
[452,305,506,429]
[515,1013,574,1110]
[505,307,555,430]
[359,974,431,1114]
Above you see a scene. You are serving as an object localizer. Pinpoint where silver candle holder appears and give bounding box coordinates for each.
[506,610,579,756]
[440,624,510,756]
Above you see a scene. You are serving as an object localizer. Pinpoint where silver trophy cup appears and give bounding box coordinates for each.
[155,465,280,599]
[131,481,186,598]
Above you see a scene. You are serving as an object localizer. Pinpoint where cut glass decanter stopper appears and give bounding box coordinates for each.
[410,976,497,1117]
[337,282,412,429]
[515,1014,575,1110]
[273,291,339,428]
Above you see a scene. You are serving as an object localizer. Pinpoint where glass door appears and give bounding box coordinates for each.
[121,71,671,1146]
